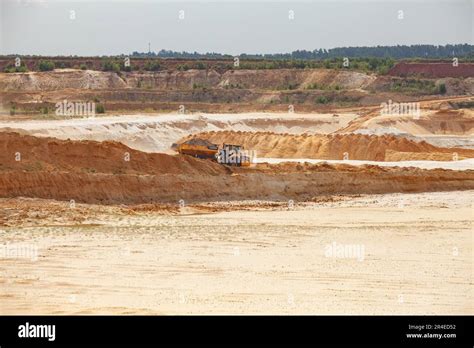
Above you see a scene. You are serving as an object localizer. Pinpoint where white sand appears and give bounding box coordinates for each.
[0,112,357,152]
[1,191,472,314]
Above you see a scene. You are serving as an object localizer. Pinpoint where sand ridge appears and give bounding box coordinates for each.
[179,130,474,161]
[1,132,473,204]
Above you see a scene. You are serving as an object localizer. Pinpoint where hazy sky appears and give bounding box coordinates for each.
[0,0,472,55]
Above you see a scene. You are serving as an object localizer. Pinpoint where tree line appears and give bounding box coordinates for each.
[132,44,473,60]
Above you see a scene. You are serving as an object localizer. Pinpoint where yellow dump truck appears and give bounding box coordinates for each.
[175,138,219,159]
[175,139,251,166]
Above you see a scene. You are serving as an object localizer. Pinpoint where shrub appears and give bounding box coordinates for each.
[102,60,120,72]
[121,63,132,72]
[195,62,206,70]
[144,61,161,71]
[368,58,380,71]
[38,60,55,71]
[193,83,209,89]
[80,64,88,70]
[177,64,190,71]
[438,83,447,94]
[95,104,105,114]
[226,83,242,89]
[316,96,329,104]
[306,83,321,90]
[390,79,437,94]
[4,64,28,73]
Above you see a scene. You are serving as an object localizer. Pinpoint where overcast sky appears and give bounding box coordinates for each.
[0,0,472,56]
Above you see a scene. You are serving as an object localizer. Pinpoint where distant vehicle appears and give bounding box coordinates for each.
[176,139,251,167]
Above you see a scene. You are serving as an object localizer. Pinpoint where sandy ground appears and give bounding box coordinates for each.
[257,158,474,170]
[0,191,472,315]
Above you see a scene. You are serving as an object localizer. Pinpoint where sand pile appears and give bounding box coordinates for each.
[0,132,225,175]
[362,109,474,136]
[385,150,468,161]
[179,131,474,161]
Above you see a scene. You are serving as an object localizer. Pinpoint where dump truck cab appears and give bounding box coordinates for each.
[217,143,251,167]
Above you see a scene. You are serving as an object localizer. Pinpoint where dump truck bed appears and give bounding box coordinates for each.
[177,139,219,159]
